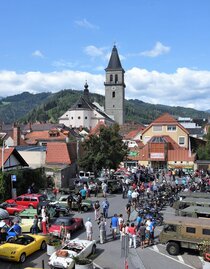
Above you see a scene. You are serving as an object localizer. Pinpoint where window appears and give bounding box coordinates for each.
[23,197,30,201]
[203,229,210,235]
[77,104,82,108]
[110,74,113,82]
[78,116,81,119]
[115,74,118,83]
[153,125,162,132]
[167,125,176,131]
[85,116,87,119]
[113,105,115,108]
[186,227,196,233]
[179,137,185,145]
[66,114,68,117]
[16,197,22,201]
[71,117,73,119]
[31,198,37,202]
[112,91,115,98]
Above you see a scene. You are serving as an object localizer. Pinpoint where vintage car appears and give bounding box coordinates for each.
[51,195,92,212]
[0,202,27,215]
[48,238,96,269]
[49,217,84,238]
[0,234,46,262]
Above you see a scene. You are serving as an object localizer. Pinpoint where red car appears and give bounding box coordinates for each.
[49,217,84,237]
[0,202,28,215]
[6,193,46,209]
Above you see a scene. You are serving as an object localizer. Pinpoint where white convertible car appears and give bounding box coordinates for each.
[48,238,96,269]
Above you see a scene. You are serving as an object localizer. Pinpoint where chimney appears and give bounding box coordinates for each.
[13,123,20,146]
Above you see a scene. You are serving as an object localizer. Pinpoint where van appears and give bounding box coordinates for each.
[179,206,210,219]
[159,216,210,255]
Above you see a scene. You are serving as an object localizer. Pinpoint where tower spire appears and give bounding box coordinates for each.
[105,45,124,71]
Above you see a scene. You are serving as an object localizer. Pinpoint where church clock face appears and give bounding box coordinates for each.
[112,86,116,90]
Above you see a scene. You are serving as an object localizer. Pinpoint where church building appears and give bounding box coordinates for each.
[59,45,125,129]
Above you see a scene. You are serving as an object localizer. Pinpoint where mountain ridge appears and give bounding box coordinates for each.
[0,90,209,125]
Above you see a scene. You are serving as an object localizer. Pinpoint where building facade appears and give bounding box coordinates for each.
[104,45,125,125]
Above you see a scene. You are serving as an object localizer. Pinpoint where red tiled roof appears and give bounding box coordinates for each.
[152,113,178,124]
[142,113,189,135]
[25,130,67,142]
[168,149,195,162]
[89,122,106,136]
[0,147,14,168]
[46,142,71,164]
[124,126,145,140]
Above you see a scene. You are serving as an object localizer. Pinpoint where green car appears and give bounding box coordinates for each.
[52,194,93,212]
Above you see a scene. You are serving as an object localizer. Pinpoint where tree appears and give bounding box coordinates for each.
[197,129,210,160]
[79,124,128,176]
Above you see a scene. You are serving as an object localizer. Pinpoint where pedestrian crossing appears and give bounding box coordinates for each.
[148,244,204,269]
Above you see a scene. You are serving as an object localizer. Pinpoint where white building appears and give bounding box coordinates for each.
[59,82,114,130]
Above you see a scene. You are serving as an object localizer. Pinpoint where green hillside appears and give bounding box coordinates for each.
[0,90,209,124]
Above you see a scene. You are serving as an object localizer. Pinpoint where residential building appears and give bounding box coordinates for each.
[128,113,195,171]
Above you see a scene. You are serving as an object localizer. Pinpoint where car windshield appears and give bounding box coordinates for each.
[54,218,72,225]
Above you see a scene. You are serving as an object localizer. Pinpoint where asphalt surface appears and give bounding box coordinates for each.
[0,184,209,269]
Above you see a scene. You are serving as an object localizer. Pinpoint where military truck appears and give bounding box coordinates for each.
[179,191,210,199]
[179,206,210,218]
[174,197,210,215]
[159,216,210,255]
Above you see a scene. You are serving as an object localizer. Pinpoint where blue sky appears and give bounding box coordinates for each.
[0,0,210,111]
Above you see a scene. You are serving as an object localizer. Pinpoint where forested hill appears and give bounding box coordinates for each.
[0,90,209,124]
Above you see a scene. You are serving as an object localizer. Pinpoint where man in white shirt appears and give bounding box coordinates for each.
[85,217,93,241]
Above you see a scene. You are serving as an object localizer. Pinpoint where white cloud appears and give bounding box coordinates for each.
[52,59,77,68]
[0,67,210,111]
[32,50,44,58]
[84,46,105,58]
[141,42,170,57]
[74,18,99,30]
[84,45,126,64]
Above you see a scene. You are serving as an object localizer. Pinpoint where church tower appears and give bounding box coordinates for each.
[104,45,125,125]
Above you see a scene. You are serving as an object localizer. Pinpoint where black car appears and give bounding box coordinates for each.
[107,180,122,194]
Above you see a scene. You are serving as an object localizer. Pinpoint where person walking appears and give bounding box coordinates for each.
[139,222,146,249]
[85,217,93,241]
[102,198,109,219]
[110,214,118,240]
[102,181,108,198]
[128,222,137,249]
[125,202,131,221]
[41,206,48,235]
[93,200,100,221]
[31,214,39,234]
[67,193,73,212]
[98,217,106,244]
[77,193,82,213]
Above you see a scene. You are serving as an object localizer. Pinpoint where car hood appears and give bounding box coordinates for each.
[83,200,92,205]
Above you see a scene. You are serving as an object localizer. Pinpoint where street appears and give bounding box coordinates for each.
[0,191,207,269]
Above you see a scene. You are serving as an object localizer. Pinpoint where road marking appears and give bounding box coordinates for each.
[198,256,210,269]
[150,246,197,269]
[153,245,159,252]
[178,255,185,263]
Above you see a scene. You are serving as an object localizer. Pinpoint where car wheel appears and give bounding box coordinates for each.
[166,242,180,255]
[91,244,96,255]
[28,205,34,209]
[19,253,26,263]
[82,206,88,212]
[40,240,47,250]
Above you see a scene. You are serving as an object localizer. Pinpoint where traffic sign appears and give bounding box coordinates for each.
[11,175,17,182]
